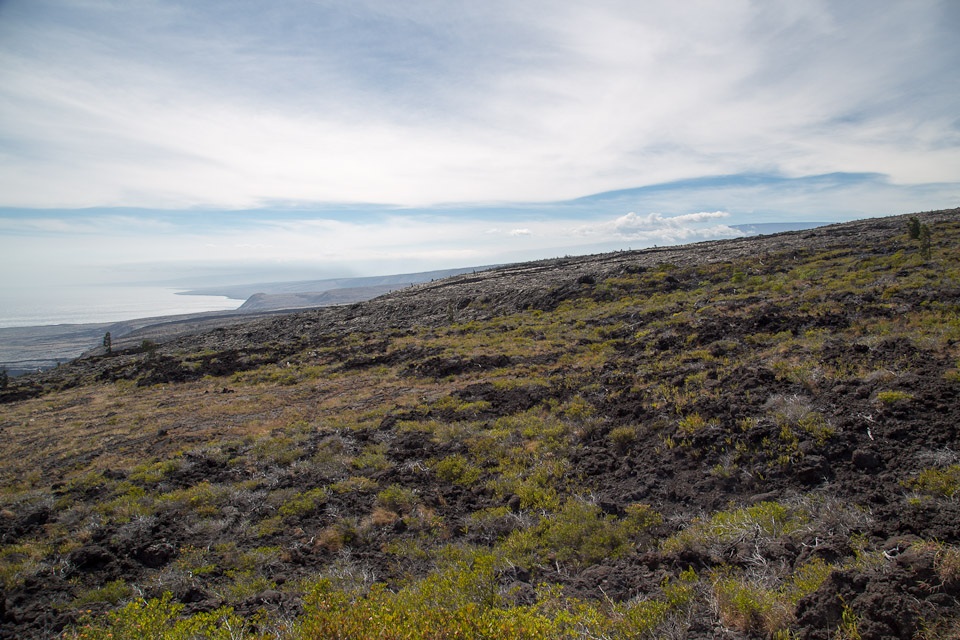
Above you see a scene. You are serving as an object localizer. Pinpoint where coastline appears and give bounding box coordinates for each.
[0,286,240,330]
[0,308,285,377]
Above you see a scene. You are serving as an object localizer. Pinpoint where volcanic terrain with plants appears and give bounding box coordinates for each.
[2,209,960,639]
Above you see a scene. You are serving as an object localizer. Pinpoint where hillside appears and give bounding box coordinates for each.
[2,209,960,639]
[177,265,499,300]
[236,284,410,312]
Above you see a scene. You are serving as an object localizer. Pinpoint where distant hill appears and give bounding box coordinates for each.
[237,283,410,312]
[179,265,498,300]
[732,221,826,235]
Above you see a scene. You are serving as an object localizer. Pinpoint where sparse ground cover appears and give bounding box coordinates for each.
[2,210,960,638]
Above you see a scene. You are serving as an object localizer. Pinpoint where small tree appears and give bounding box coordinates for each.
[919,223,932,260]
[908,216,922,239]
[103,332,112,354]
[0,367,8,390]
[141,339,158,357]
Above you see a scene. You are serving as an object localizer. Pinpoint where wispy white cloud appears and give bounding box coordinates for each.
[615,211,730,231]
[571,211,742,244]
[0,1,956,208]
[0,214,176,234]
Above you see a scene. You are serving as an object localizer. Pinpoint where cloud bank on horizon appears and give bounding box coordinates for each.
[0,0,958,284]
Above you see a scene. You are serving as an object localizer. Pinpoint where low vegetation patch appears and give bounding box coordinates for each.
[905,465,960,499]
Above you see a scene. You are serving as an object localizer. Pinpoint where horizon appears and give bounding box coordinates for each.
[1,2,958,292]
[0,216,838,333]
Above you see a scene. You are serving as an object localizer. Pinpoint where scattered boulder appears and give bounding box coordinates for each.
[795,455,830,484]
[135,543,175,569]
[852,448,880,469]
[68,545,115,572]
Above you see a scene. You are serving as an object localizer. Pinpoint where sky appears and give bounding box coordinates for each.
[1,0,959,288]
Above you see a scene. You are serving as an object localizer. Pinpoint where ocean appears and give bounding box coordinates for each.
[0,285,241,329]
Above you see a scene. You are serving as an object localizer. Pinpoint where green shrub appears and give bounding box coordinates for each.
[623,502,663,531]
[713,574,790,634]
[434,454,483,485]
[905,465,960,498]
[875,390,914,405]
[221,569,276,600]
[661,567,698,611]
[614,599,670,636]
[331,476,379,494]
[0,541,53,590]
[236,546,283,572]
[312,436,352,474]
[467,506,524,537]
[97,485,156,522]
[252,434,306,466]
[678,413,712,435]
[560,395,595,421]
[608,426,639,452]
[130,459,181,483]
[782,557,833,604]
[273,562,704,640]
[662,501,811,554]
[503,498,661,566]
[376,484,418,513]
[352,444,391,471]
[63,471,111,496]
[796,412,835,445]
[70,579,132,607]
[172,544,217,575]
[297,563,620,640]
[61,593,249,640]
[279,487,328,518]
[429,395,492,419]
[539,500,629,564]
[254,515,283,537]
[837,603,863,640]
[157,482,227,517]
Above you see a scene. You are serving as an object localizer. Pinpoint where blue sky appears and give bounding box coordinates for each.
[1,1,958,286]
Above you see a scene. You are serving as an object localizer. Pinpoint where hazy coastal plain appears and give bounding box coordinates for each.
[0,266,494,375]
